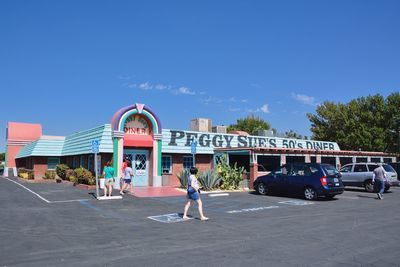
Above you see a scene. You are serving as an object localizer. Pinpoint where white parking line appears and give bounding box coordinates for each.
[4,177,50,203]
[3,177,93,204]
[278,200,314,206]
[209,193,230,197]
[226,206,279,214]
[51,199,92,203]
[338,196,359,200]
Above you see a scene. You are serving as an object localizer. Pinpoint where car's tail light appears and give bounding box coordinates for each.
[320,176,328,186]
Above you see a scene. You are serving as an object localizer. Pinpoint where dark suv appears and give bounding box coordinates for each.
[254,163,344,200]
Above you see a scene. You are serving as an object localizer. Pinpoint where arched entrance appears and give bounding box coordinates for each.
[111,103,163,186]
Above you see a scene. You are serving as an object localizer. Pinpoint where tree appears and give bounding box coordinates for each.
[0,153,4,161]
[284,130,308,140]
[307,93,400,152]
[227,115,271,135]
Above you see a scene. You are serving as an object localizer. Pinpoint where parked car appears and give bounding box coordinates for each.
[254,163,344,200]
[388,162,400,178]
[339,163,398,193]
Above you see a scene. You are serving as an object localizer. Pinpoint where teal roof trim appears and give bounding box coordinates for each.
[16,139,64,158]
[16,141,38,158]
[16,124,113,158]
[62,124,113,156]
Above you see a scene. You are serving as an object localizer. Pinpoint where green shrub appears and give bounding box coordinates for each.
[198,169,221,191]
[87,175,96,185]
[55,164,70,180]
[65,169,75,180]
[74,167,94,185]
[177,169,190,189]
[44,170,56,179]
[18,168,34,180]
[69,175,78,185]
[216,155,245,190]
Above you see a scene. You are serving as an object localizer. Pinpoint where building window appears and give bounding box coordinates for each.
[73,156,79,168]
[48,157,60,170]
[183,156,194,170]
[162,155,172,174]
[80,156,85,168]
[88,155,94,172]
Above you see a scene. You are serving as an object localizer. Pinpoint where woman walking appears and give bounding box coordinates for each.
[182,167,209,221]
[120,160,133,195]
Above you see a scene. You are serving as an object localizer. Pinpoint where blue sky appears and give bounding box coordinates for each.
[1,0,400,152]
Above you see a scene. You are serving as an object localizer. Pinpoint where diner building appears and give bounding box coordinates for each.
[4,103,397,189]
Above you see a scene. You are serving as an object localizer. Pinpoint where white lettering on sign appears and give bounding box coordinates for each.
[124,115,150,135]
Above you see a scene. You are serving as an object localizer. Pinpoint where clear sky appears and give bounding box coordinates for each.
[1,0,399,152]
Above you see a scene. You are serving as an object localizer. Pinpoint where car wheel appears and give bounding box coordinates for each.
[364,180,375,193]
[304,186,317,200]
[257,182,268,195]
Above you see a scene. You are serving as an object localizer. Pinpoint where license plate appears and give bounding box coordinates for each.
[335,183,339,186]
[334,178,339,182]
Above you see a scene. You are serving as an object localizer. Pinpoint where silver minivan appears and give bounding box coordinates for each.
[340,163,398,192]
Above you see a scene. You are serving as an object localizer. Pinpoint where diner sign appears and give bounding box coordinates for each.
[124,115,150,135]
[162,129,340,154]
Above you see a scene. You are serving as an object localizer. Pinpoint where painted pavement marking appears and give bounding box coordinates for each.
[3,177,51,203]
[97,196,123,200]
[3,177,94,204]
[226,206,280,214]
[148,213,191,223]
[278,200,314,206]
[338,196,359,200]
[51,199,92,203]
[208,193,230,197]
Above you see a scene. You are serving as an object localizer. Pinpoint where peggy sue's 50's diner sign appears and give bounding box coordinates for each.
[162,129,340,154]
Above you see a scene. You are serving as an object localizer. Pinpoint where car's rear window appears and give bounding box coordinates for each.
[322,164,340,176]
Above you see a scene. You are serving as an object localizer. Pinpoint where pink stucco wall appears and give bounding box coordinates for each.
[6,122,42,168]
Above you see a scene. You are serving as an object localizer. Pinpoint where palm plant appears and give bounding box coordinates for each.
[198,169,221,191]
[177,169,190,189]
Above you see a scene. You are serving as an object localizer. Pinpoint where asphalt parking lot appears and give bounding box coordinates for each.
[1,176,400,267]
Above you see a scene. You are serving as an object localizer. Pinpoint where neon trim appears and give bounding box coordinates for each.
[118,110,159,134]
[111,104,162,133]
[158,140,162,176]
[111,104,163,183]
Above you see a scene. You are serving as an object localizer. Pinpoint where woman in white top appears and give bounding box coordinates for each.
[182,167,209,221]
[120,160,133,195]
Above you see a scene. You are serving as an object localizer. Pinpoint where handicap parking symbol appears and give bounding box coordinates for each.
[148,213,191,223]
